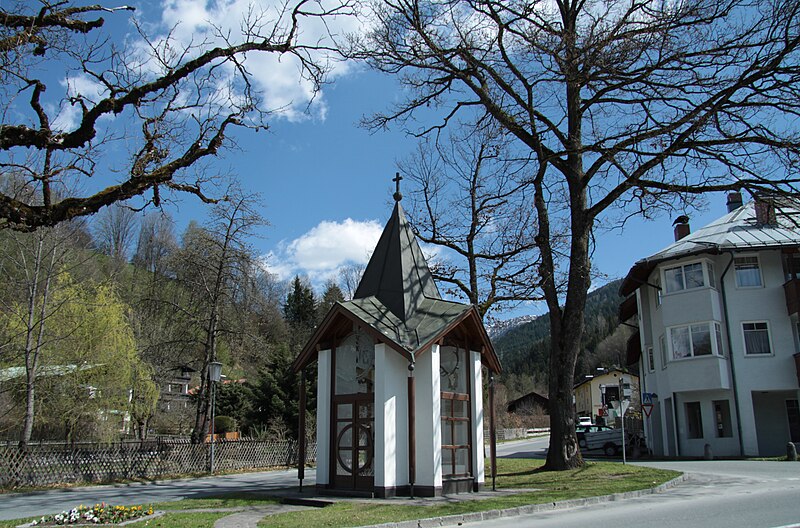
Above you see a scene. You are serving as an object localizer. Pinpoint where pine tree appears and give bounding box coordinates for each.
[283,276,317,355]
[317,280,345,323]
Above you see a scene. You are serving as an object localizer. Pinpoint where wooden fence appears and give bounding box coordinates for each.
[0,438,317,489]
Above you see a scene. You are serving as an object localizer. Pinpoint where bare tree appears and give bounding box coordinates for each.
[356,0,800,469]
[133,211,177,275]
[170,187,265,443]
[400,123,543,318]
[338,262,365,300]
[0,0,352,229]
[93,204,138,262]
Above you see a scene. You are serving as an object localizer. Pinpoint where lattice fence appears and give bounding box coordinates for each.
[0,438,317,489]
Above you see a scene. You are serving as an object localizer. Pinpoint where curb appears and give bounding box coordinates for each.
[361,474,688,528]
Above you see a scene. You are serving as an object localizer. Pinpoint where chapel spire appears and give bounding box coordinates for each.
[353,174,441,322]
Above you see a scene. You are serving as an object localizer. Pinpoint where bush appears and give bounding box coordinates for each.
[214,415,236,434]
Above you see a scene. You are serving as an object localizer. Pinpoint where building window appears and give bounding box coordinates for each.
[742,322,771,355]
[664,262,705,293]
[659,335,667,369]
[735,256,762,288]
[646,347,655,372]
[669,322,717,360]
[715,323,724,356]
[686,402,703,439]
[713,400,732,438]
[653,276,662,307]
[440,346,471,479]
[441,394,470,478]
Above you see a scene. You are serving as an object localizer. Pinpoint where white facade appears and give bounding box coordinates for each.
[626,200,800,457]
[315,336,487,496]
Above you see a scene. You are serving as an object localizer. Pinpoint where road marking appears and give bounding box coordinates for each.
[767,524,800,528]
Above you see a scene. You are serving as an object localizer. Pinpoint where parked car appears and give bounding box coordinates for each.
[581,427,647,456]
[577,416,593,426]
[576,424,613,448]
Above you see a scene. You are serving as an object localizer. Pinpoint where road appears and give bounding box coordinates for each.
[486,436,800,528]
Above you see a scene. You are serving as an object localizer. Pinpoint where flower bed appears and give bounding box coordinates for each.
[27,504,155,526]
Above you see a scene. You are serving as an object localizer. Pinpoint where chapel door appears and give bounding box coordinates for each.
[332,395,374,490]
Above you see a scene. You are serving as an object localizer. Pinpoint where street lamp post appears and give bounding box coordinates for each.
[209,361,223,474]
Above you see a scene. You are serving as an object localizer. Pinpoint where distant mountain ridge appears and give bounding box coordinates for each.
[490,279,626,383]
[486,314,539,339]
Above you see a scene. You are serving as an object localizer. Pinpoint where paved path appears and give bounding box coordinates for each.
[211,504,311,528]
[0,468,312,522]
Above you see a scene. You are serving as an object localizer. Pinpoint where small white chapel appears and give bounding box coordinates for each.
[291,178,502,497]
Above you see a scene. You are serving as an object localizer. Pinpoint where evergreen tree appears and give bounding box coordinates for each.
[246,346,315,440]
[284,276,317,328]
[317,280,345,322]
[215,381,255,433]
[283,276,317,354]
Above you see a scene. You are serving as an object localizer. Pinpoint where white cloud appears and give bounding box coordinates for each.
[150,0,361,122]
[264,218,383,286]
[50,74,110,132]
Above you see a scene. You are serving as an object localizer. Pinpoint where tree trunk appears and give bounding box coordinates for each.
[543,28,592,469]
[20,232,55,448]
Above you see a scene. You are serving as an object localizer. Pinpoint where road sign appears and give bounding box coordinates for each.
[642,403,654,417]
[643,392,653,404]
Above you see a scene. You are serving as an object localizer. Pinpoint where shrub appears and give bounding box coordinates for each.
[214,415,236,434]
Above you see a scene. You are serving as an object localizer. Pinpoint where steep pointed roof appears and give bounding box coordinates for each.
[354,200,441,321]
[291,181,502,374]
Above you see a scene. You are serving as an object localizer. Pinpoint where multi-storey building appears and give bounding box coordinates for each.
[620,193,800,457]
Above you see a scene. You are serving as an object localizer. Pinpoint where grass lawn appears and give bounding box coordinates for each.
[0,459,679,528]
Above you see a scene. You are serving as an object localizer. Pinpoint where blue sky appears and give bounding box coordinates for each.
[182,64,725,319]
[38,0,727,320]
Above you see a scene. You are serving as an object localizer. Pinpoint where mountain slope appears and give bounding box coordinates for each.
[491,279,626,382]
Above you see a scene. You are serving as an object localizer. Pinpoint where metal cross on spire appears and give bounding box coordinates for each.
[393,172,403,202]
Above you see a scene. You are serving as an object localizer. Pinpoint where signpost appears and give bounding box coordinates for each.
[618,377,631,464]
[642,392,654,417]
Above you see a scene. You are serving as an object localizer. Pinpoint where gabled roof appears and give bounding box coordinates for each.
[620,198,800,297]
[291,193,502,374]
[573,368,634,390]
[506,391,549,413]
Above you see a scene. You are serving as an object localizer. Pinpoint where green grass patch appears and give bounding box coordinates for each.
[153,493,280,511]
[260,459,679,528]
[133,511,228,528]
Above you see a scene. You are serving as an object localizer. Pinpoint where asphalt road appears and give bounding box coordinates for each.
[489,436,800,528]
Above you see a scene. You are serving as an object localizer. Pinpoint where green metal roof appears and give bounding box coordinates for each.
[354,201,442,321]
[342,296,470,352]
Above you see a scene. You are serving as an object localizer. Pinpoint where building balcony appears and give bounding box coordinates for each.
[664,355,731,392]
[784,278,800,316]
